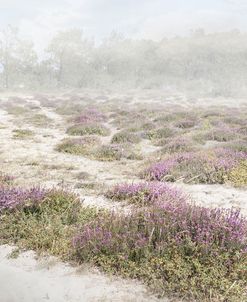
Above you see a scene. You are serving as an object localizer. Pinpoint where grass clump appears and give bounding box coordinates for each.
[56,137,100,156]
[111,131,141,144]
[12,129,34,139]
[73,198,247,301]
[27,114,52,127]
[66,123,110,136]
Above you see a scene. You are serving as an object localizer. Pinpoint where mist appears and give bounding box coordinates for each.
[1,1,247,96]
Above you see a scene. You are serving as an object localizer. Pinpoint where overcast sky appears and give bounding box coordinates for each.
[1,0,247,51]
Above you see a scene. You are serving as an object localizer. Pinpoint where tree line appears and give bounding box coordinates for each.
[1,26,247,96]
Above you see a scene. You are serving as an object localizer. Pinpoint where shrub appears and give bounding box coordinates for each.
[74,108,106,124]
[157,136,194,153]
[56,137,100,155]
[146,127,175,140]
[92,144,123,161]
[174,119,197,129]
[66,123,109,136]
[143,149,247,184]
[226,140,247,153]
[73,198,247,301]
[0,188,97,257]
[106,182,187,205]
[91,144,143,162]
[111,131,141,144]
[202,127,239,142]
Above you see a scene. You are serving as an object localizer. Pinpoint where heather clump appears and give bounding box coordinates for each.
[66,123,110,136]
[226,139,247,153]
[73,198,247,301]
[0,186,48,212]
[174,118,197,129]
[202,126,239,142]
[146,127,175,140]
[92,144,142,161]
[157,136,195,153]
[0,187,98,257]
[111,131,141,144]
[106,182,187,205]
[143,148,247,184]
[74,108,106,124]
[56,136,100,155]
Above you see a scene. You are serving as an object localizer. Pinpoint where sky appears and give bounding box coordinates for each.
[1,0,247,52]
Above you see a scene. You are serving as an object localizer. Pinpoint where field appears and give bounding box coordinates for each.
[0,91,247,302]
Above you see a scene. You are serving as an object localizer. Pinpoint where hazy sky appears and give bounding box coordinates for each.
[1,0,247,51]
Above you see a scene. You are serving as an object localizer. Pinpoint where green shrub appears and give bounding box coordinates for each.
[0,189,98,258]
[67,123,110,136]
[111,131,141,144]
[146,127,175,140]
[56,137,100,155]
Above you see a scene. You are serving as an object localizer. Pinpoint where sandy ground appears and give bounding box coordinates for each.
[0,245,167,302]
[0,91,246,301]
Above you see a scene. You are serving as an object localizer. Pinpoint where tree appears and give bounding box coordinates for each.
[46,29,93,87]
[0,25,37,89]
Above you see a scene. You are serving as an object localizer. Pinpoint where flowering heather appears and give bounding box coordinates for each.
[74,108,106,124]
[73,199,247,299]
[106,182,187,205]
[143,148,247,184]
[0,186,48,212]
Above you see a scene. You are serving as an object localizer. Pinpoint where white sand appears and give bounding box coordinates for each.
[0,245,167,302]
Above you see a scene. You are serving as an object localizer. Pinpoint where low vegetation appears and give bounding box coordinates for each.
[66,123,110,136]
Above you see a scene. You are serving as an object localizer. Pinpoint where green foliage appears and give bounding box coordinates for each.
[146,127,175,140]
[66,124,110,136]
[229,160,247,187]
[12,129,34,139]
[0,190,98,258]
[111,131,141,144]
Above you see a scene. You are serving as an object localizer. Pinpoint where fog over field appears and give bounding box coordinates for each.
[0,2,247,302]
[1,0,247,96]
